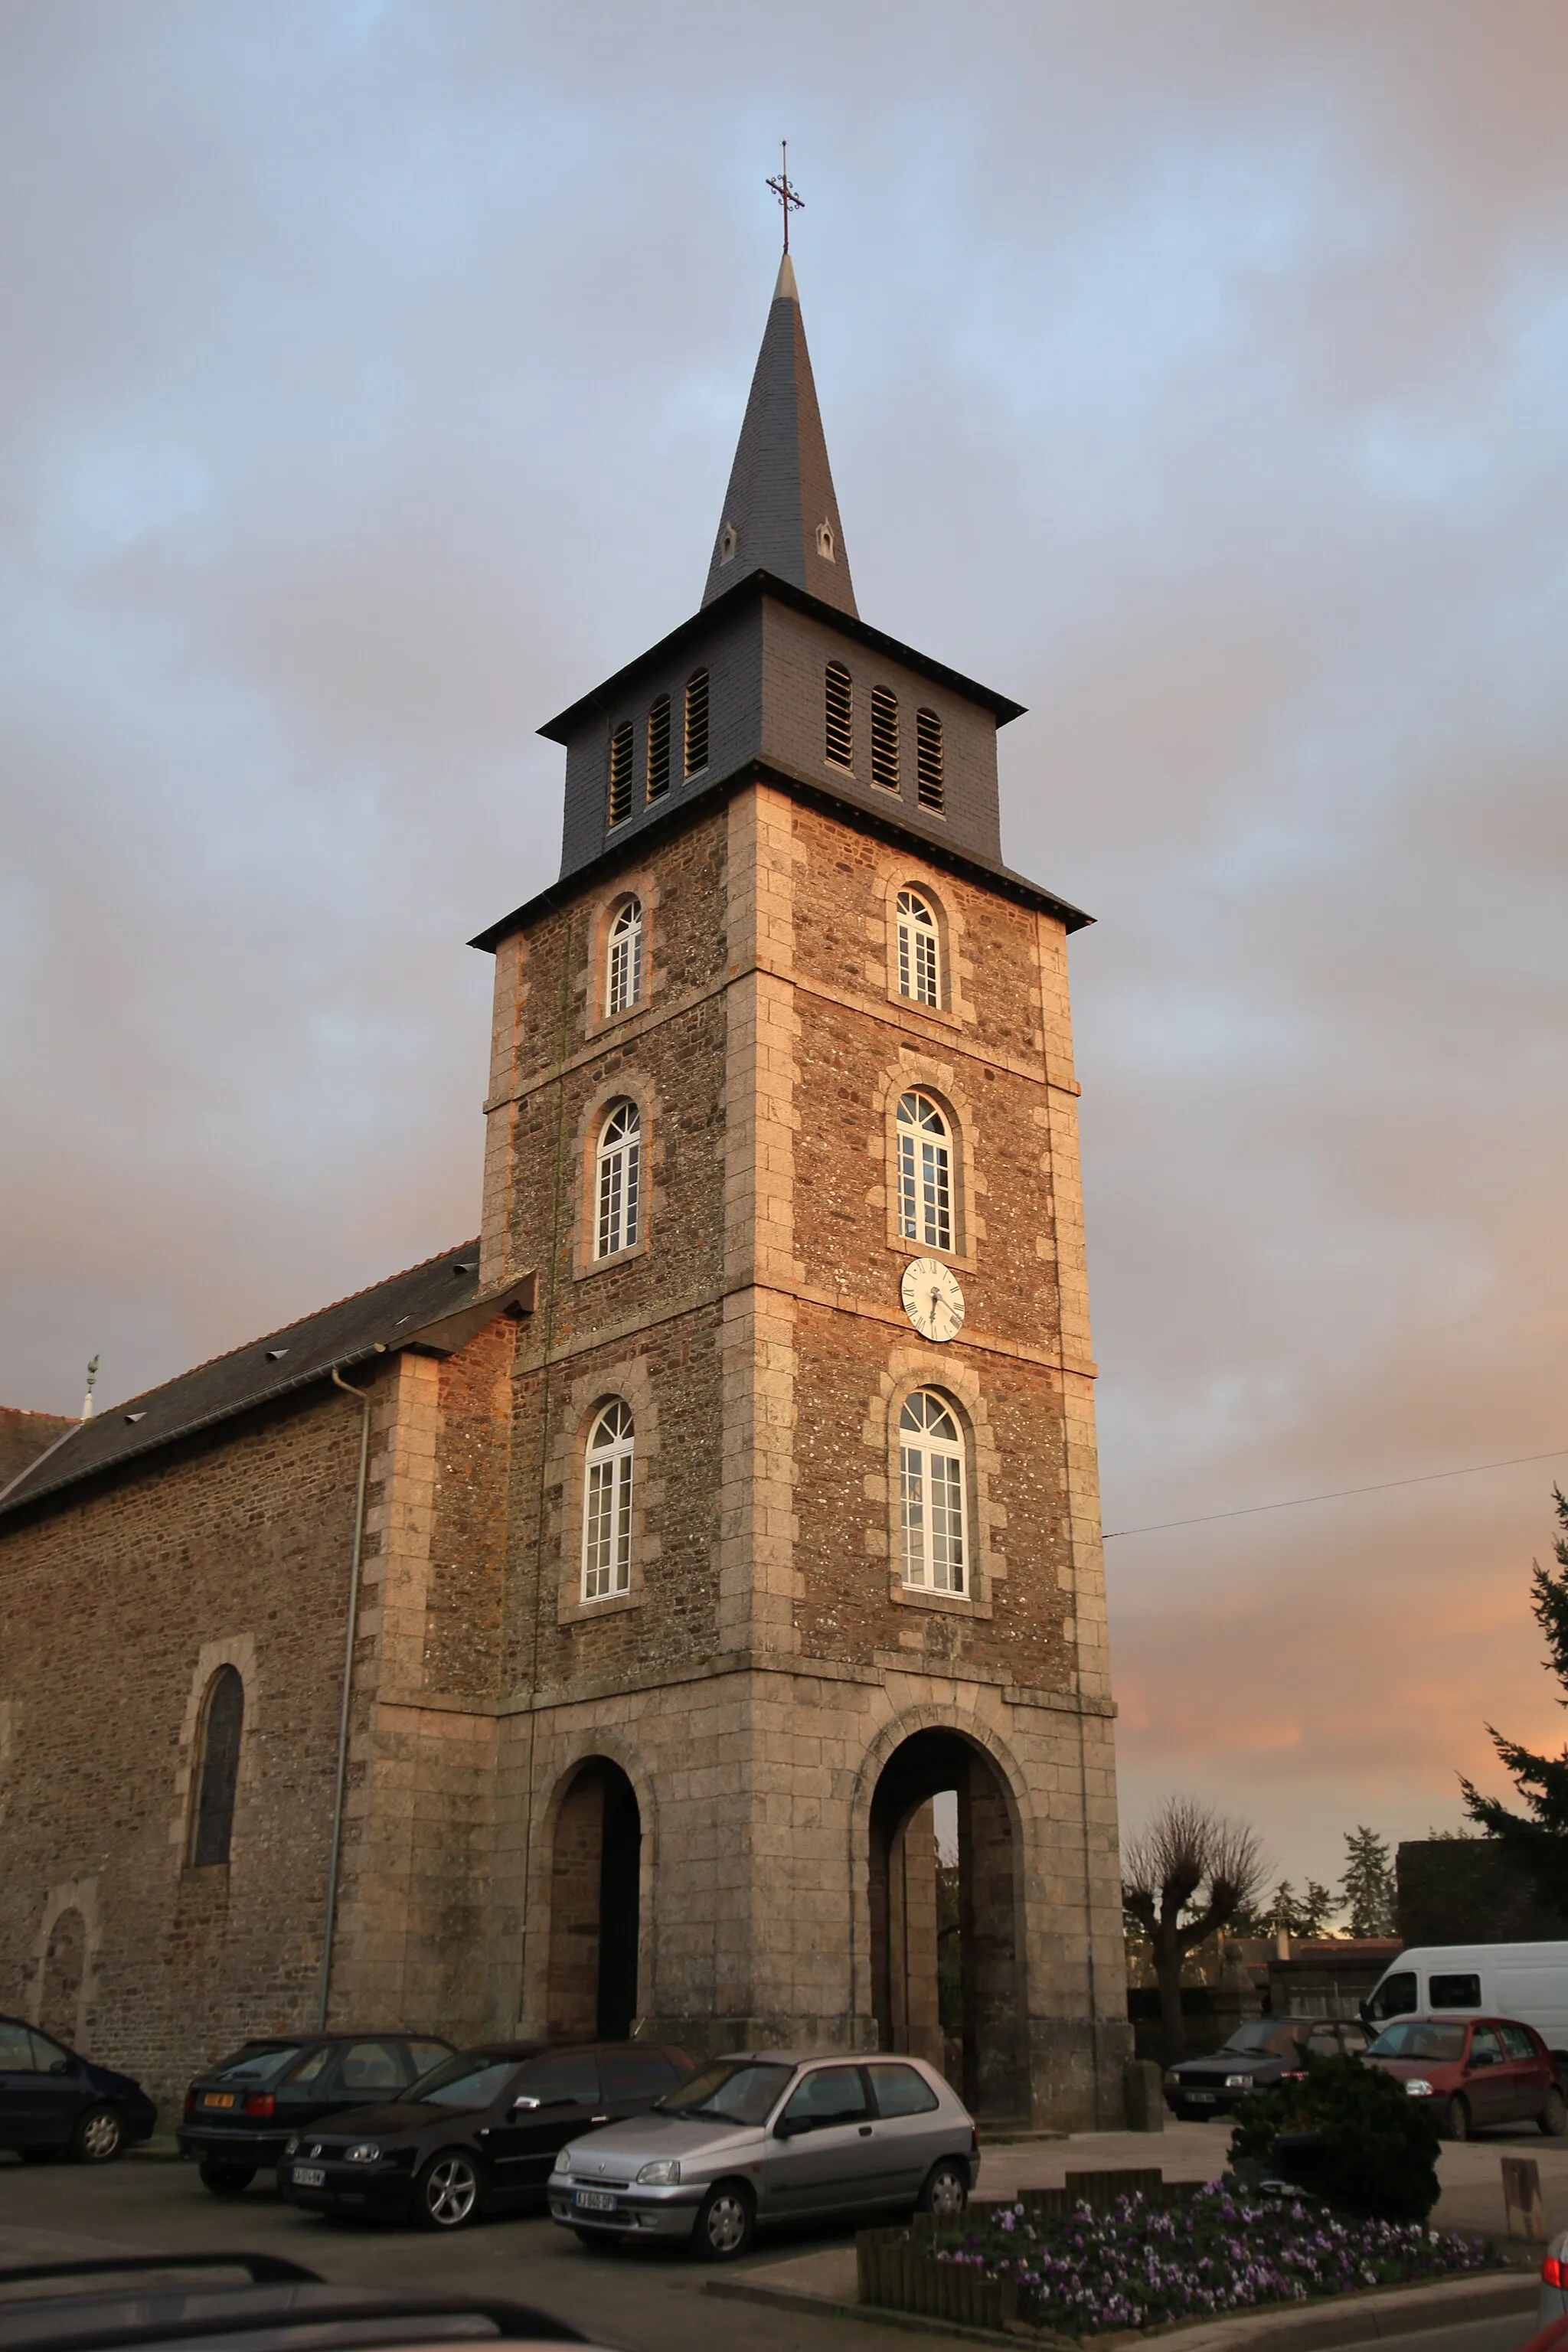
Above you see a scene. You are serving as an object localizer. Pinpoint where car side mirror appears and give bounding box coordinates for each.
[773,2114,805,2139]
[1468,2051,1495,2069]
[48,2058,72,2076]
[511,2095,541,2111]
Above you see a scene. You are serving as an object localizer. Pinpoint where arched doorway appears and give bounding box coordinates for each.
[40,1908,87,2047]
[868,1729,1025,2119]
[546,1758,642,2043]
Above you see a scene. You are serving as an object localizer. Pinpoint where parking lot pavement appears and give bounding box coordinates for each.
[0,2152,936,2352]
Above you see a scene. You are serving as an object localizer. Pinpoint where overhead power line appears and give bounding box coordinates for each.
[1101,1447,1568,1542]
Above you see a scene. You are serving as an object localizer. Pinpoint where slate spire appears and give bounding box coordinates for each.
[701,253,857,617]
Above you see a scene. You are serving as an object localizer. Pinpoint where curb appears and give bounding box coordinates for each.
[704,2264,1539,2349]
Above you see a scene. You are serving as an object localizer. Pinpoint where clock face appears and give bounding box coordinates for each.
[901,1256,965,1344]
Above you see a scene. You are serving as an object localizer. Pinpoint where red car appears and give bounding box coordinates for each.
[1363,2014,1566,2141]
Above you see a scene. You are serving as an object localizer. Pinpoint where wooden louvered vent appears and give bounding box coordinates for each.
[825,661,853,770]
[646,695,671,800]
[916,707,945,811]
[684,669,710,777]
[608,722,634,825]
[871,688,900,791]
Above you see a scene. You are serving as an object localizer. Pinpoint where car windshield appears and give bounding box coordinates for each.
[207,2045,303,2084]
[1369,2021,1467,2062]
[655,2061,794,2125]
[410,2053,521,2109]
[1218,2022,1308,2058]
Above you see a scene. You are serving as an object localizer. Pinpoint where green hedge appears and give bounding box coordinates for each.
[1230,2050,1441,2223]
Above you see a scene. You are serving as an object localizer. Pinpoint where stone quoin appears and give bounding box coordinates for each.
[0,247,1131,2126]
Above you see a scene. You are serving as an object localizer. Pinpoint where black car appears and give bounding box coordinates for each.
[1163,2016,1370,2118]
[0,2013,157,2163]
[283,2040,694,2230]
[178,2031,452,2194]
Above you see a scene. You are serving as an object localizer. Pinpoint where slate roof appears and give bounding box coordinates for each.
[0,1241,516,1521]
[701,253,856,618]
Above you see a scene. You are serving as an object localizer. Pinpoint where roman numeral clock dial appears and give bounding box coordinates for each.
[900,1256,965,1344]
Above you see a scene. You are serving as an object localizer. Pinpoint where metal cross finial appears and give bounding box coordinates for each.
[766,141,803,254]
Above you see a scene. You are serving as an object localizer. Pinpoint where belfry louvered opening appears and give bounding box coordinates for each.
[607,722,634,826]
[646,695,671,800]
[916,708,945,812]
[825,661,853,771]
[871,688,900,791]
[684,669,709,777]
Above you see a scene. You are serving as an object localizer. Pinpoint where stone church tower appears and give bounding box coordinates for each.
[0,250,1129,2131]
[470,253,1129,2125]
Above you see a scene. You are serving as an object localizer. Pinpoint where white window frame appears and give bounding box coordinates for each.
[606,898,643,1017]
[582,1400,635,1601]
[895,890,940,1008]
[896,1091,952,1252]
[900,1392,966,1593]
[595,1100,642,1258]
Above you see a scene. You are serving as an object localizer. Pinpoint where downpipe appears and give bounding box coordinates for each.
[318,1365,373,2029]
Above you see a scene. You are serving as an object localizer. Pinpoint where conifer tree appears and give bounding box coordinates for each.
[1339,1826,1397,1936]
[1460,1488,1568,1909]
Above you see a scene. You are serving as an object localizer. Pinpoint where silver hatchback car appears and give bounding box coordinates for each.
[548,2050,978,2260]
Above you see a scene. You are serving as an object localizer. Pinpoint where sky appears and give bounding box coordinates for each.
[3,0,1567,1907]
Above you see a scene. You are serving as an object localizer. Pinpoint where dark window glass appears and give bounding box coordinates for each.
[604,2050,680,2101]
[781,2064,870,2130]
[916,707,945,811]
[283,2047,333,2084]
[1305,2024,1340,2054]
[335,2039,409,2092]
[191,1667,243,1867]
[657,2060,792,2125]
[207,2043,302,2084]
[871,688,899,790]
[607,723,634,825]
[514,2051,599,2106]
[1468,2023,1504,2064]
[825,662,853,769]
[1501,2024,1538,2060]
[1338,2023,1369,2053]
[867,2063,939,2118]
[646,696,671,800]
[0,2021,37,2071]
[1430,1973,1483,2010]
[414,2054,519,2108]
[684,670,709,776]
[28,2030,72,2072]
[1368,2020,1466,2060]
[1367,1969,1418,2022]
[407,2039,451,2076]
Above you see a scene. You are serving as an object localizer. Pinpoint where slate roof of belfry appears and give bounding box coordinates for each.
[0,1242,482,1519]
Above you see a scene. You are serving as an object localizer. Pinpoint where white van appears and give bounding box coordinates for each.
[1366,1944,1568,2066]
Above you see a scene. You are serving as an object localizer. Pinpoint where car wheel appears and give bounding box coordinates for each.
[917,2161,969,2221]
[416,2150,484,2231]
[692,2180,755,2262]
[1444,2094,1472,2143]
[1540,2088,1567,2138]
[70,2108,123,2164]
[198,2157,256,2196]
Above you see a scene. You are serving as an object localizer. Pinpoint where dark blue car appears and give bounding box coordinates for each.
[0,2014,157,2162]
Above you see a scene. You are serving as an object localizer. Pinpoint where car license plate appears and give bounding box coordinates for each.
[292,2166,326,2188]
[573,2190,616,2213]
[202,2092,237,2109]
[1187,2091,1217,2104]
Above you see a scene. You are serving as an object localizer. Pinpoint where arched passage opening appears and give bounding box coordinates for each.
[40,1909,87,2047]
[546,1757,642,2043]
[868,1729,1026,2120]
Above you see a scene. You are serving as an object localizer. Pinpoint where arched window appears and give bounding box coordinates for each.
[896,1092,952,1252]
[606,898,643,1016]
[684,670,709,777]
[608,722,634,825]
[646,696,671,801]
[900,1393,966,1593]
[190,1666,244,1866]
[595,1100,642,1259]
[895,889,940,1008]
[583,1400,635,1602]
[916,708,945,812]
[825,661,853,771]
[871,688,899,791]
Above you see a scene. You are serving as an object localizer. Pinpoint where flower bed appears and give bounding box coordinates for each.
[923,2184,1504,2337]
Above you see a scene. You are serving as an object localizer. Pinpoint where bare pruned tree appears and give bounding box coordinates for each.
[1123,1796,1267,2065]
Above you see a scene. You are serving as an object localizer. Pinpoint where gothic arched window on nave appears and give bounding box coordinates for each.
[583,1400,635,1602]
[596,1100,642,1259]
[894,888,940,1008]
[190,1664,244,1866]
[606,897,643,1016]
[896,1090,952,1253]
[899,1392,966,1594]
